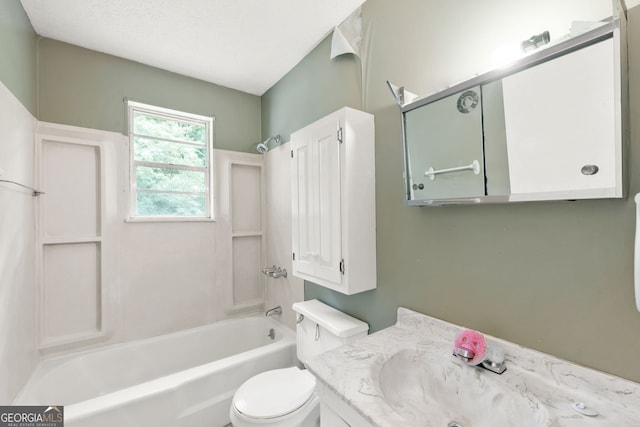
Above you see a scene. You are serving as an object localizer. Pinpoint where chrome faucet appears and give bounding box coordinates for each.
[270,267,287,278]
[481,346,507,374]
[454,347,475,363]
[265,306,282,317]
[262,265,277,275]
[453,329,507,375]
[261,265,288,279]
[453,345,507,374]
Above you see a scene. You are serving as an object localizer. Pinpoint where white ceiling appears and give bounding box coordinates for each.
[20,0,366,96]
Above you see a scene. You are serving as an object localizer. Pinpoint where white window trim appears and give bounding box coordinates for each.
[127,100,215,222]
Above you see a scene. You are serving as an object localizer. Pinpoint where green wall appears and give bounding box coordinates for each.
[261,36,361,140]
[38,39,262,152]
[0,0,37,114]
[262,2,640,382]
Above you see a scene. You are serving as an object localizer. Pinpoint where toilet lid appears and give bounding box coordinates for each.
[233,367,316,419]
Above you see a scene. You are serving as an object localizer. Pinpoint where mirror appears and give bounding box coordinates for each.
[404,86,484,200]
[399,12,624,205]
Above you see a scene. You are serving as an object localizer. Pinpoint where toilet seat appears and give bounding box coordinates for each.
[233,367,316,420]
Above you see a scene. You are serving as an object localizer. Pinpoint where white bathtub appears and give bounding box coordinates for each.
[14,315,297,427]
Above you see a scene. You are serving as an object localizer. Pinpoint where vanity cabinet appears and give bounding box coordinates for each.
[316,381,374,427]
[290,107,376,295]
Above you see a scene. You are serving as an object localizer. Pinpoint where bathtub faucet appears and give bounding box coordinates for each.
[262,265,277,275]
[270,267,288,278]
[265,306,282,317]
[262,265,288,279]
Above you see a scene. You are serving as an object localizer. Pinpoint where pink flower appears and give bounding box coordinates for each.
[454,329,487,365]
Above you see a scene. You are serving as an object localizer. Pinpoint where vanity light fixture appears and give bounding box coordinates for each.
[491,30,551,68]
[521,30,551,52]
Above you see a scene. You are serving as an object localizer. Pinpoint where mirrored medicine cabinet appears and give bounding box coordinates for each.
[392,5,626,206]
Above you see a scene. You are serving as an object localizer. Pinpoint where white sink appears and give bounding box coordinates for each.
[378,349,549,427]
[307,308,640,427]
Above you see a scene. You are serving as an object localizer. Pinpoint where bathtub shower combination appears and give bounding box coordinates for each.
[14,315,296,427]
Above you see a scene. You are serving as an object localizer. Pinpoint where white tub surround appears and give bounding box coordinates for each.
[264,140,305,330]
[0,81,38,403]
[215,149,267,317]
[306,308,640,427]
[15,315,296,427]
[35,122,123,353]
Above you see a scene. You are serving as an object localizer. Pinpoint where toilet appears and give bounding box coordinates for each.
[230,299,368,427]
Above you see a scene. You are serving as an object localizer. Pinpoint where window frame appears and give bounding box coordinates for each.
[127,100,215,222]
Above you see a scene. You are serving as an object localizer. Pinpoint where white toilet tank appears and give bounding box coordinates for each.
[292,299,369,365]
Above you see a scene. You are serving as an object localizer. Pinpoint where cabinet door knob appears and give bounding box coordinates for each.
[581,165,599,175]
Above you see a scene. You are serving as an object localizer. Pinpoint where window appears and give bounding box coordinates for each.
[127,101,214,220]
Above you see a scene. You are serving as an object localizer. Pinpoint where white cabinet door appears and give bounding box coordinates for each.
[314,119,342,286]
[291,138,317,277]
[320,403,351,427]
[501,38,619,197]
[291,116,342,288]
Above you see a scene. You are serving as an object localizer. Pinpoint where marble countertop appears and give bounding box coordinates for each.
[306,307,640,427]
